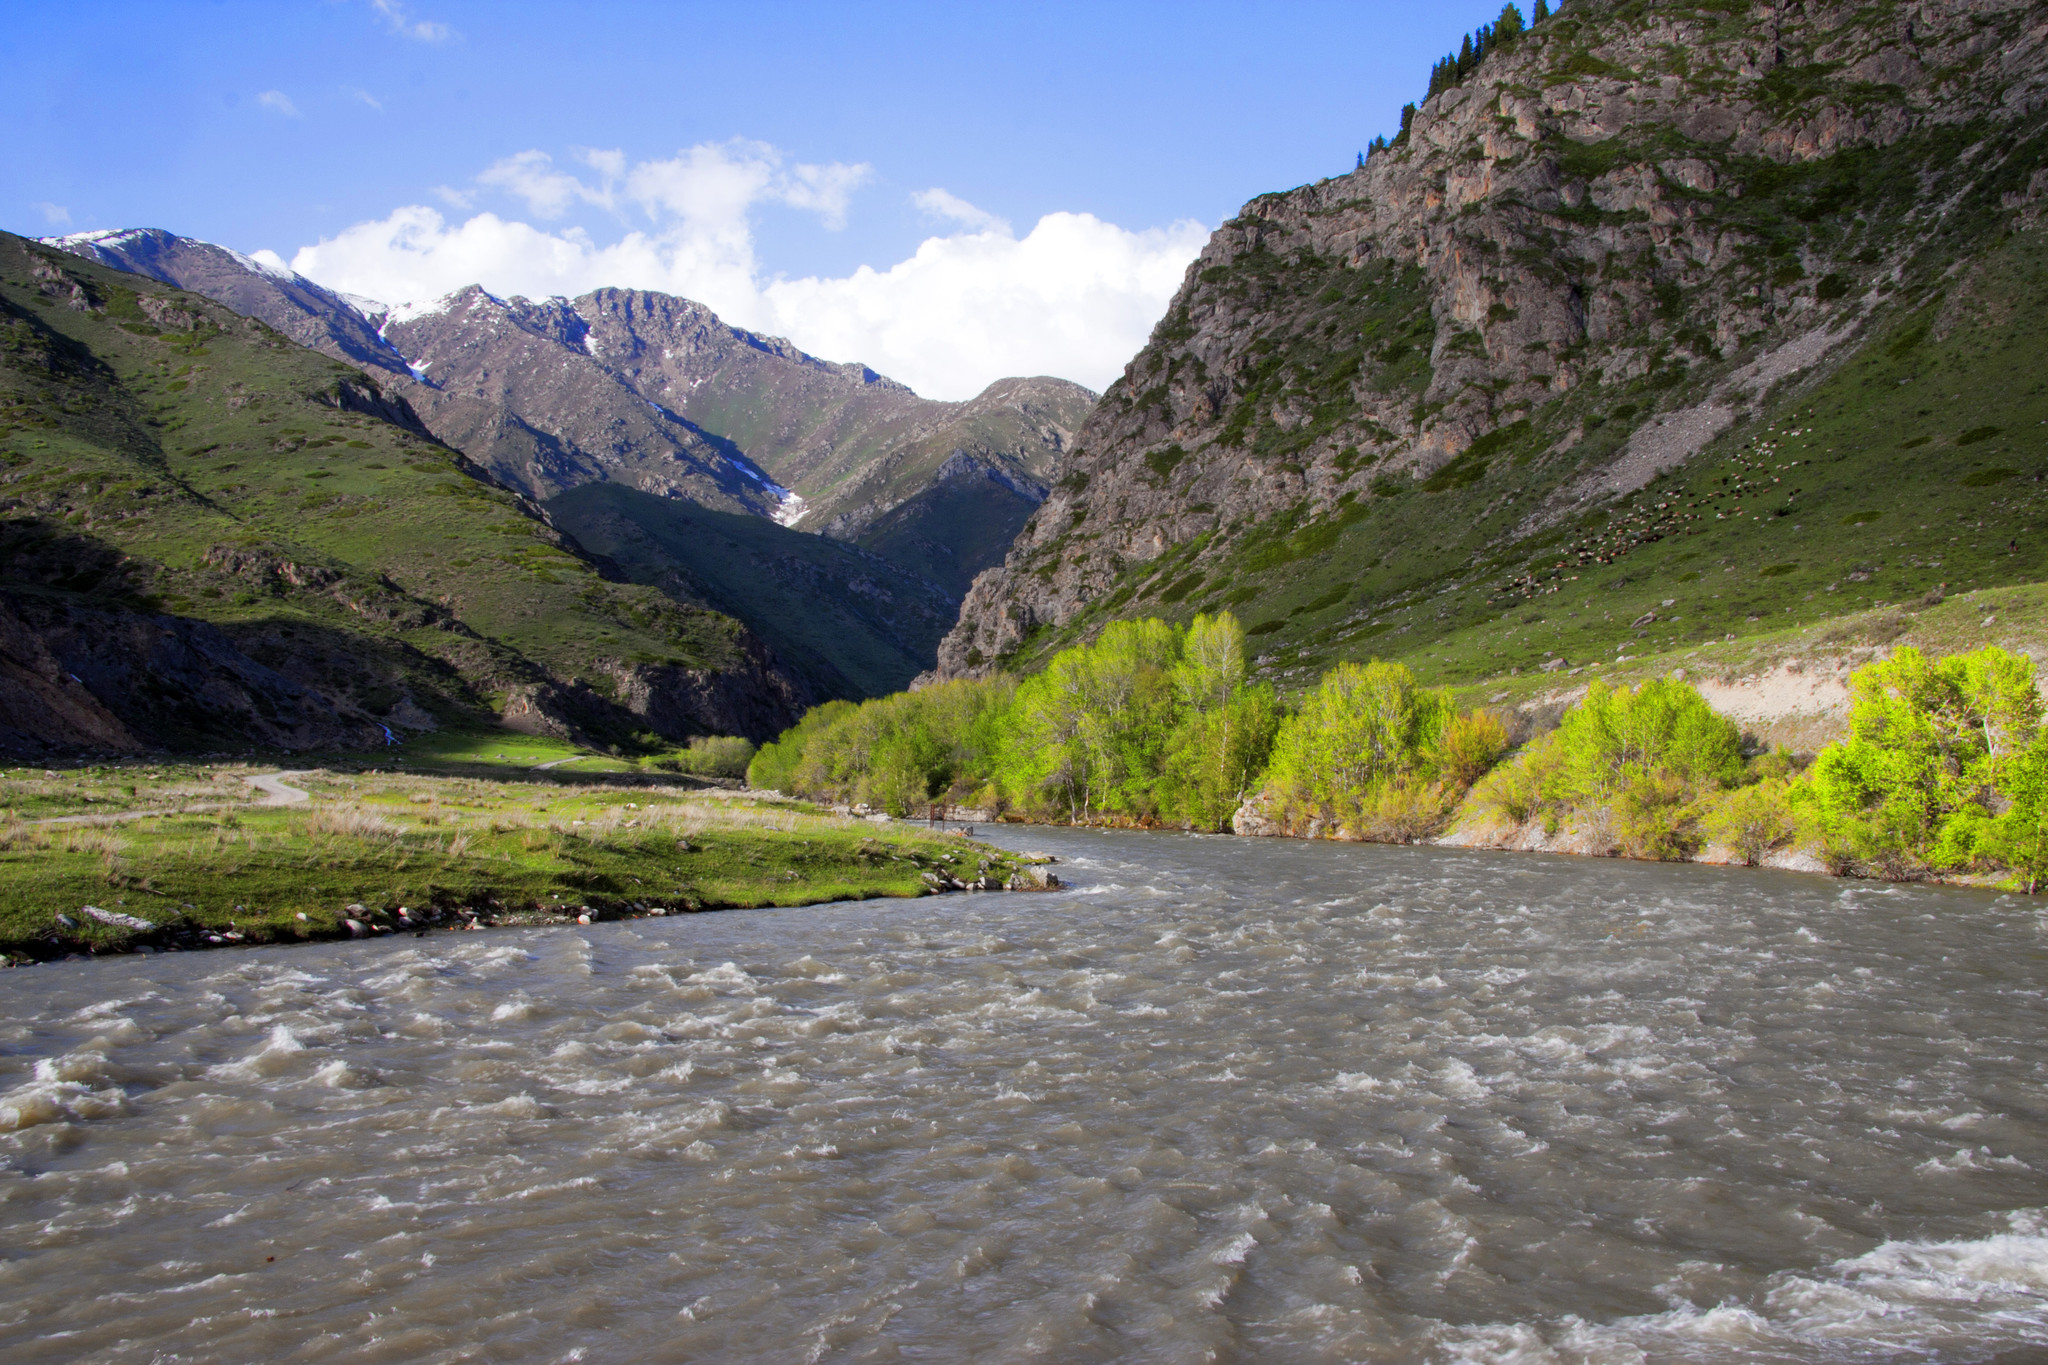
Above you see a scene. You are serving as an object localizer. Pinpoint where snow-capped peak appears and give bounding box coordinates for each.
[45,228,155,250]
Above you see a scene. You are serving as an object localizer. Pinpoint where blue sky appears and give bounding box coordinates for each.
[5,0,1512,397]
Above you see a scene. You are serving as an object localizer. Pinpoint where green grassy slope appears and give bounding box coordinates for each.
[545,482,959,699]
[0,232,770,750]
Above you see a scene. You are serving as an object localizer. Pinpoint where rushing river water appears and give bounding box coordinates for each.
[5,831,2048,1363]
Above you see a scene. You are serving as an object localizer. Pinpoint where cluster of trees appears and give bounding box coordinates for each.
[749,614,1280,829]
[752,615,2048,891]
[1369,2,1551,160]
[1465,645,2048,889]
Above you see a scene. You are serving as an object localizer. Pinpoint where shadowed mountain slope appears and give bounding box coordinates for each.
[0,231,811,753]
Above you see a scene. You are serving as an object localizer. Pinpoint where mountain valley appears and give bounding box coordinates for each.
[49,228,1094,693]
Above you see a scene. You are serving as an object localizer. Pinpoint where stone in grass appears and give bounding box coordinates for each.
[83,906,155,931]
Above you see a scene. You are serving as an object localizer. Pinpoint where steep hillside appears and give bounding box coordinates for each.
[49,228,411,381]
[937,0,2048,691]
[546,483,959,699]
[0,232,809,754]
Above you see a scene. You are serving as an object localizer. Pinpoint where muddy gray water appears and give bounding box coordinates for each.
[5,831,2048,1363]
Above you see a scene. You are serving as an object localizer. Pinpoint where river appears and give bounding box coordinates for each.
[4,829,2048,1363]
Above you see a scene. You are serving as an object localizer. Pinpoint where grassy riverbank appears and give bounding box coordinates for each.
[0,764,1049,964]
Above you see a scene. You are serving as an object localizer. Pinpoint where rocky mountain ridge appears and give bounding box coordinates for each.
[936,0,2048,688]
[46,230,1096,595]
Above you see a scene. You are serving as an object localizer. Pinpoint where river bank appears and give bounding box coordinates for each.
[0,764,1058,966]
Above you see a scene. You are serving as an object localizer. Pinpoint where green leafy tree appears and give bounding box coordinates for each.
[1798,646,2042,878]
[1265,660,1456,834]
[999,618,1182,822]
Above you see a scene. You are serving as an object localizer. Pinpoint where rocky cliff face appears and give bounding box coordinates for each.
[936,0,2048,685]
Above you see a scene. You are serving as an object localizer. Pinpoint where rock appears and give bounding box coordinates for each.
[343,918,369,938]
[1232,792,1285,838]
[1005,866,1063,891]
[84,906,154,931]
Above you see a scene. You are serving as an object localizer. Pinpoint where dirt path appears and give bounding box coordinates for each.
[244,771,311,806]
[32,770,312,826]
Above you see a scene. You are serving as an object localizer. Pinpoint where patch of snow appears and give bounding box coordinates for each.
[230,247,298,282]
[772,491,809,528]
[44,228,152,250]
[407,361,431,381]
[337,291,390,321]
[386,293,464,325]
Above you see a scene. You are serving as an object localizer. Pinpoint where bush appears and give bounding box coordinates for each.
[1705,780,1797,866]
[1463,678,1743,857]
[1796,646,2040,880]
[655,735,756,781]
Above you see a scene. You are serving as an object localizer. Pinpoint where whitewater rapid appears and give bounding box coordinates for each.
[4,830,2047,1362]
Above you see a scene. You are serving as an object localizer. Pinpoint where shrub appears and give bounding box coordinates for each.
[1438,709,1510,788]
[655,735,756,780]
[1463,678,1743,857]
[1797,646,2040,879]
[1266,660,1455,827]
[1705,780,1797,866]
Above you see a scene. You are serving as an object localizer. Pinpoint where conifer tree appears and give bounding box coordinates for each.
[1457,32,1475,77]
[1495,4,1525,41]
[1532,0,1550,21]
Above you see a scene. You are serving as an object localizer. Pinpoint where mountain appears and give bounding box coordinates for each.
[48,229,412,382]
[44,230,1098,597]
[545,484,959,699]
[935,0,2048,689]
[0,231,810,755]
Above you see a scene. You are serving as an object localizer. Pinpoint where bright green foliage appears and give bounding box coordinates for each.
[1797,646,2043,878]
[1160,614,1281,829]
[650,735,757,780]
[1472,677,1744,858]
[755,612,1280,830]
[1976,734,2048,892]
[1550,678,1745,800]
[1164,687,1281,832]
[1704,778,1798,866]
[747,700,856,794]
[998,618,1184,822]
[766,679,1015,817]
[1263,661,1464,838]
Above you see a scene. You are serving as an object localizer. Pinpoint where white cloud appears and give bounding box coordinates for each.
[371,0,451,42]
[912,188,1009,236]
[258,90,300,118]
[344,86,383,111]
[32,202,70,226]
[477,150,608,219]
[286,142,1207,400]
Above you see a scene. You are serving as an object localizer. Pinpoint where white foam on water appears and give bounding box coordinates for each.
[1442,1213,2048,1362]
